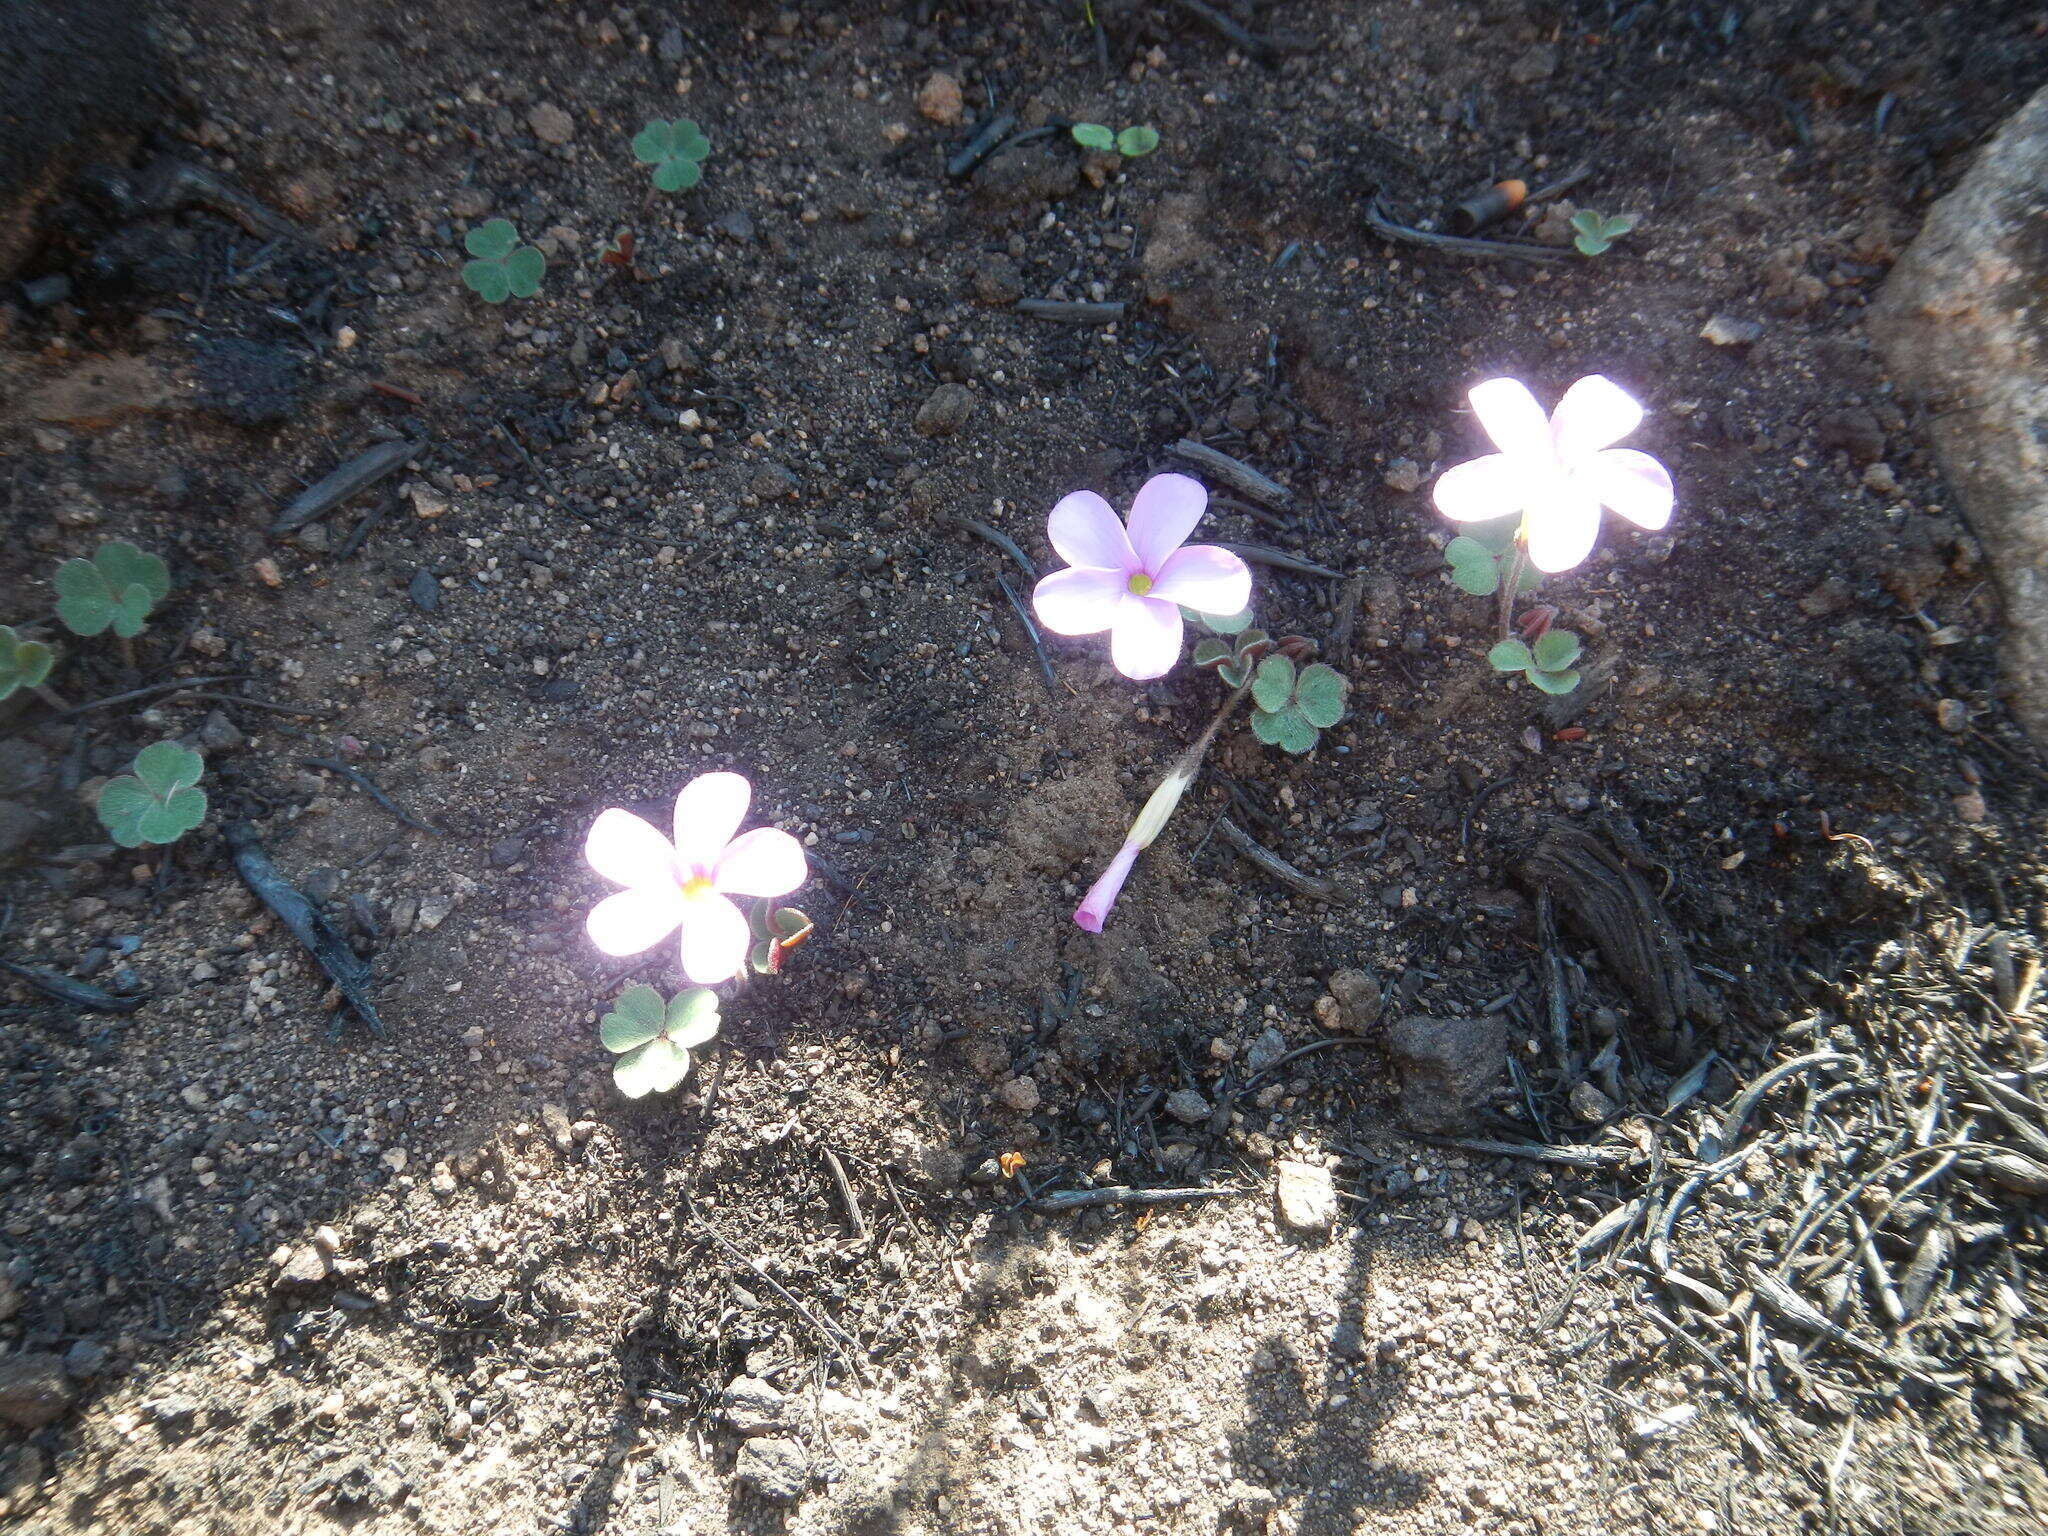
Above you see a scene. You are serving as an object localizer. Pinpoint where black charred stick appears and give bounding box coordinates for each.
[0,958,148,1013]
[223,822,382,1034]
[997,577,1057,695]
[1031,1184,1250,1212]
[946,110,1017,178]
[1219,543,1341,580]
[1171,0,1307,60]
[949,514,1037,579]
[300,758,442,834]
[270,438,425,536]
[1169,441,1293,508]
[1016,298,1125,324]
[1366,197,1573,266]
[1215,818,1346,902]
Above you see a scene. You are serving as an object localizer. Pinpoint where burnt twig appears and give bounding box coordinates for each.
[0,958,148,1013]
[271,438,425,536]
[1031,1183,1250,1212]
[224,822,382,1034]
[1169,440,1293,508]
[949,514,1037,579]
[300,759,441,834]
[997,577,1057,695]
[946,110,1018,178]
[1215,817,1345,902]
[1016,298,1125,324]
[1219,544,1341,580]
[1366,197,1573,266]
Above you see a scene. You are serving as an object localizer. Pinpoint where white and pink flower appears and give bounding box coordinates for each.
[584,771,807,984]
[1432,375,1674,573]
[1031,473,1251,680]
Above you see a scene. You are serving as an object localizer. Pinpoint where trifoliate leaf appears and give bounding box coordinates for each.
[1294,663,1347,730]
[665,987,722,1049]
[1070,123,1116,151]
[636,118,711,193]
[464,218,519,260]
[0,627,54,699]
[600,984,667,1052]
[96,741,207,848]
[1116,125,1161,157]
[1532,629,1582,672]
[1527,666,1581,696]
[55,542,168,638]
[1487,639,1534,673]
[1274,707,1320,755]
[1251,653,1296,713]
[614,1036,691,1098]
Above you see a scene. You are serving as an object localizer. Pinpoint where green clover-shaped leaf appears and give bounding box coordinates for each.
[614,1037,691,1098]
[1218,659,1251,689]
[1487,639,1534,674]
[1201,606,1253,636]
[0,627,54,700]
[55,541,170,638]
[1116,125,1160,158]
[1462,515,1520,555]
[633,118,711,193]
[97,740,206,848]
[1532,630,1582,673]
[461,220,546,304]
[769,907,812,943]
[1527,666,1581,695]
[1571,210,1635,257]
[600,983,667,1052]
[1070,123,1116,151]
[1251,653,1296,713]
[1444,536,1500,596]
[1192,637,1231,668]
[1294,663,1347,730]
[1252,705,1319,755]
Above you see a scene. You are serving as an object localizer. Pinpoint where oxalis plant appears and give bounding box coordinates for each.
[581,771,811,1101]
[460,218,546,304]
[1431,375,1675,698]
[1031,473,1349,931]
[0,626,54,703]
[631,117,711,192]
[1571,210,1637,256]
[56,541,169,640]
[98,741,207,848]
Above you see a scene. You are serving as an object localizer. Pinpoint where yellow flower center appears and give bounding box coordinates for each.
[1127,572,1154,596]
[681,875,714,901]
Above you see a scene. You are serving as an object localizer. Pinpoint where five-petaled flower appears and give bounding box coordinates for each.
[1432,376,1674,573]
[584,771,807,984]
[1031,473,1251,680]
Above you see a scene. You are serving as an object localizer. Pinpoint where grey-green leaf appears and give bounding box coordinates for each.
[0,628,53,699]
[465,218,518,260]
[134,740,202,796]
[463,259,513,303]
[97,542,170,604]
[1250,706,1286,747]
[503,245,546,297]
[1192,638,1230,667]
[665,986,721,1048]
[1071,123,1115,151]
[1527,666,1581,696]
[600,984,666,1052]
[1532,630,1582,672]
[1487,639,1533,673]
[1294,663,1347,730]
[614,1037,690,1098]
[1449,559,1499,596]
[1202,606,1253,636]
[1251,653,1296,713]
[654,157,703,192]
[1274,708,1319,755]
[1116,124,1160,157]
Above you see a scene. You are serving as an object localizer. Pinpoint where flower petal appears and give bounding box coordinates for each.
[1126,473,1208,572]
[1551,375,1644,461]
[1579,448,1673,530]
[1109,594,1184,680]
[1149,544,1250,613]
[678,892,750,985]
[1431,453,1529,523]
[585,808,677,889]
[714,827,807,898]
[1075,841,1140,932]
[1468,378,1553,462]
[586,885,686,956]
[1048,490,1137,572]
[1032,565,1127,635]
[673,771,750,874]
[1523,484,1604,573]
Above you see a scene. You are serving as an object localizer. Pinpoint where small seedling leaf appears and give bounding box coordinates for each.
[665,987,722,1049]
[1274,707,1320,755]
[1251,653,1296,712]
[1202,606,1253,636]
[465,218,519,260]
[654,156,703,192]
[134,740,203,797]
[1071,123,1116,151]
[1514,560,1543,593]
[1527,666,1581,696]
[1603,214,1638,237]
[613,1036,690,1098]
[1218,660,1251,689]
[0,628,54,698]
[1487,639,1534,673]
[1446,541,1500,595]
[463,260,513,303]
[1192,638,1230,668]
[769,907,812,942]
[749,937,779,975]
[1294,663,1347,729]
[503,245,546,297]
[600,984,667,1052]
[1464,515,1520,555]
[631,121,674,163]
[96,741,206,848]
[1532,629,1582,672]
[1116,125,1160,157]
[1250,706,1286,746]
[97,542,170,604]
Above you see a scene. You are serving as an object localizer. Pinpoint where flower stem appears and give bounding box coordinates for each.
[1497,537,1529,641]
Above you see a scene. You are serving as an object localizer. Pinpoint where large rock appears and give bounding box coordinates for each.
[1869,86,2048,743]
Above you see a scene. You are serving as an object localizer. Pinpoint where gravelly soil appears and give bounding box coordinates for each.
[2,3,2045,1534]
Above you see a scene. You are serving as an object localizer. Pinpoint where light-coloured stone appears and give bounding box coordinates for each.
[1274,1160,1337,1232]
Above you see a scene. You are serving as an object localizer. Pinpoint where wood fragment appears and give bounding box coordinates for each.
[946,109,1017,178]
[1715,1052,1857,1155]
[1015,298,1125,324]
[1218,544,1341,580]
[1168,440,1292,508]
[300,758,442,835]
[0,958,147,1013]
[996,576,1057,694]
[948,514,1037,580]
[1214,817,1345,902]
[270,438,425,536]
[1366,196,1574,265]
[223,822,382,1034]
[1519,821,1719,1047]
[821,1147,868,1243]
[1415,1135,1637,1169]
[1031,1184,1250,1212]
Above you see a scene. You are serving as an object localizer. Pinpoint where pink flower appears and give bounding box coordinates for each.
[1074,841,1139,932]
[1432,376,1674,573]
[1031,473,1252,680]
[584,771,807,984]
